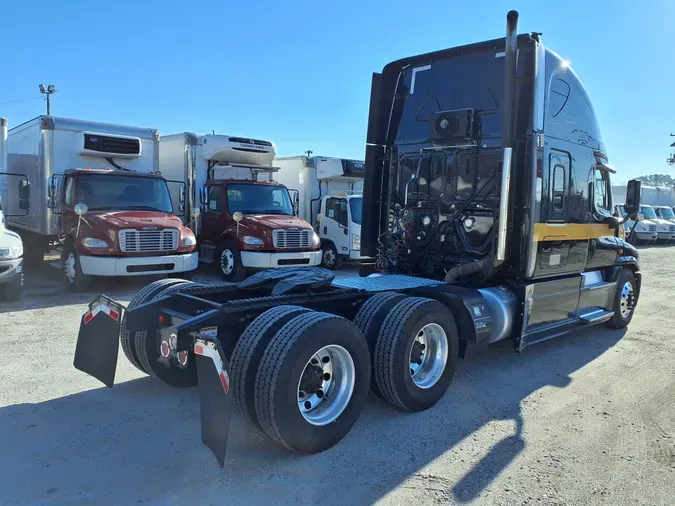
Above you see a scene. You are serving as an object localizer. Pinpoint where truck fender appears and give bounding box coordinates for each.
[607,258,641,298]
[409,285,493,349]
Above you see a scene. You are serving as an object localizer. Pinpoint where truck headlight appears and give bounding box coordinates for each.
[352,233,360,251]
[181,235,197,247]
[242,236,264,246]
[312,231,321,247]
[82,237,109,249]
[0,244,23,259]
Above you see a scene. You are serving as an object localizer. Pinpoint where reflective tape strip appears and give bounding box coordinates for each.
[83,305,102,324]
[83,303,119,324]
[194,341,230,394]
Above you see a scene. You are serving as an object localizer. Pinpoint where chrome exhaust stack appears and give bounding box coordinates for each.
[496,10,519,263]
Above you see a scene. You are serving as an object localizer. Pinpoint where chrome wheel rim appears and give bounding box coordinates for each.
[620,280,635,319]
[297,344,355,426]
[409,323,448,389]
[64,253,76,284]
[220,249,234,275]
[323,248,336,267]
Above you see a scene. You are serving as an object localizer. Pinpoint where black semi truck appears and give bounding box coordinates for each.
[74,11,643,466]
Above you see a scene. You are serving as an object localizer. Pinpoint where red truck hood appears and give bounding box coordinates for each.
[242,214,313,230]
[83,210,183,231]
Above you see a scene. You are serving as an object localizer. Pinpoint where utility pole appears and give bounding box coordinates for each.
[39,84,56,115]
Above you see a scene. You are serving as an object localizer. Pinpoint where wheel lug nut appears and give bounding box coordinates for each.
[304,400,312,409]
[316,390,324,398]
[410,368,415,375]
[323,373,331,380]
[311,358,319,365]
[419,344,426,350]
[322,356,330,364]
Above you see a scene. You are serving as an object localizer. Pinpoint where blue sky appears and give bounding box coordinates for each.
[1,0,673,183]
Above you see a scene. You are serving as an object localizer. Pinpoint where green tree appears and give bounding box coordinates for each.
[636,174,674,187]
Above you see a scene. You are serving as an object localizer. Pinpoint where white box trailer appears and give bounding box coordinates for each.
[273,155,368,269]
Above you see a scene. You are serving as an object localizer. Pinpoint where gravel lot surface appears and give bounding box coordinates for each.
[1,250,674,506]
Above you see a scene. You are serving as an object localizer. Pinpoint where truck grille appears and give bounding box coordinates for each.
[670,225,675,233]
[273,229,312,249]
[649,225,657,233]
[119,229,179,253]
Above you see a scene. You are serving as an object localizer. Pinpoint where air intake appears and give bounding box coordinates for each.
[82,133,142,158]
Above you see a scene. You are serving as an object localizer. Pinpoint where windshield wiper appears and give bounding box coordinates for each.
[124,206,167,212]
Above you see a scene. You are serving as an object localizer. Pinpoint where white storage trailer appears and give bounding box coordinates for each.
[274,155,367,269]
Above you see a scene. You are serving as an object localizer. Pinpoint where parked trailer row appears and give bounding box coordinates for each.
[74,11,645,467]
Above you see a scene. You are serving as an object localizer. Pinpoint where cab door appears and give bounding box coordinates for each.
[320,197,350,255]
[200,184,226,245]
[534,148,589,278]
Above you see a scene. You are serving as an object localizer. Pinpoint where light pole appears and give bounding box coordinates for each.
[39,84,56,115]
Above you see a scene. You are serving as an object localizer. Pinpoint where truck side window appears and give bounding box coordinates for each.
[594,168,611,215]
[326,198,348,227]
[208,186,223,212]
[63,177,74,206]
[551,164,567,212]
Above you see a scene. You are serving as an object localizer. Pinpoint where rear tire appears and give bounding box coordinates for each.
[254,312,370,453]
[0,272,23,301]
[606,269,637,329]
[353,292,405,398]
[120,278,189,374]
[374,297,458,412]
[134,281,201,387]
[230,305,312,431]
[217,243,247,282]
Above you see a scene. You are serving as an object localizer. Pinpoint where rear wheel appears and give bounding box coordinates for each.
[134,281,202,387]
[217,243,247,282]
[254,312,370,453]
[373,297,458,412]
[230,305,312,431]
[0,272,23,301]
[607,269,637,329]
[353,292,405,398]
[120,278,189,374]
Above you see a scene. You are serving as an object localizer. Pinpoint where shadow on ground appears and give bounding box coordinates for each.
[0,326,626,505]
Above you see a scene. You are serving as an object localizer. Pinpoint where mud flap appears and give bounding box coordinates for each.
[194,338,233,468]
[73,295,124,388]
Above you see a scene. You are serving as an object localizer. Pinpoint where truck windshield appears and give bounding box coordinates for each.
[640,206,657,220]
[349,197,362,224]
[226,183,293,216]
[75,174,173,213]
[659,207,675,219]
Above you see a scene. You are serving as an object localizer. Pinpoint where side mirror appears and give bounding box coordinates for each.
[624,179,642,217]
[287,189,300,216]
[48,175,58,199]
[179,202,185,213]
[178,183,186,203]
[18,180,30,201]
[74,203,88,216]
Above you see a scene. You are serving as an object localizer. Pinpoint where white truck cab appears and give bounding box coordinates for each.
[317,192,363,269]
[0,198,24,301]
[641,204,675,241]
[617,204,658,244]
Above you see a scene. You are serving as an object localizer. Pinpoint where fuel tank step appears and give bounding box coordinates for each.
[577,309,614,324]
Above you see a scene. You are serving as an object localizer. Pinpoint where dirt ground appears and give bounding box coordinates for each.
[1,250,674,506]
